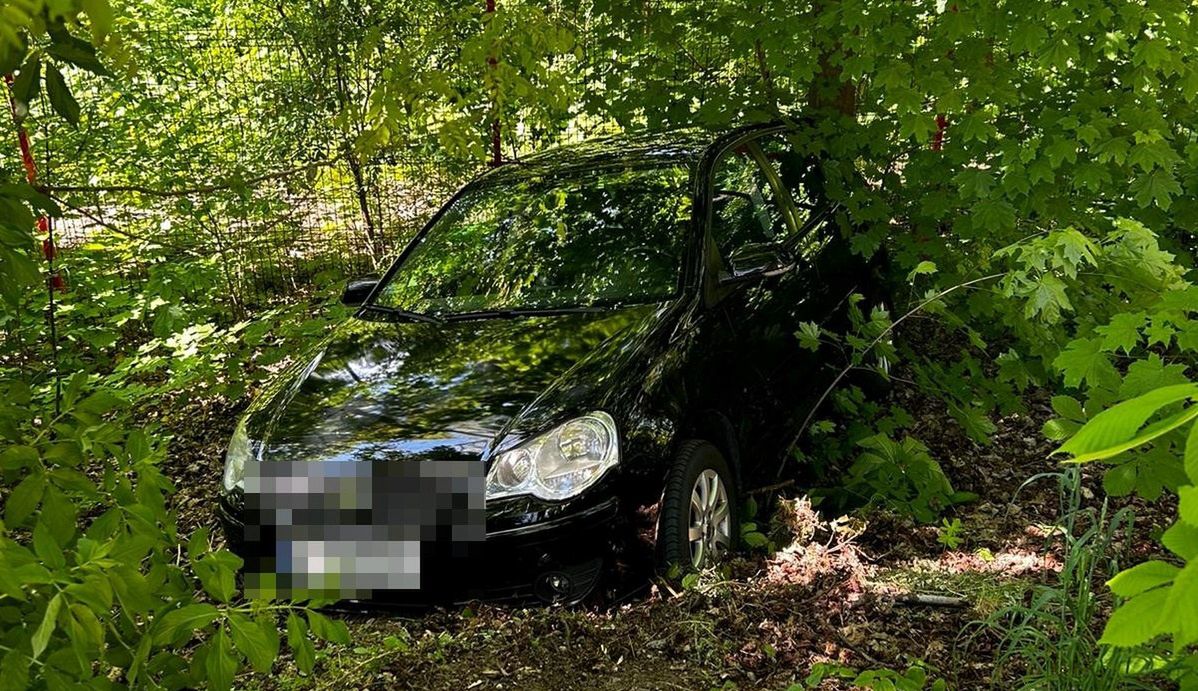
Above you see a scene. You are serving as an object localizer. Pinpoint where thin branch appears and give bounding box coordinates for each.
[777,272,1007,478]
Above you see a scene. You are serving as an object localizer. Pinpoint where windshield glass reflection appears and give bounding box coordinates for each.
[373,165,693,316]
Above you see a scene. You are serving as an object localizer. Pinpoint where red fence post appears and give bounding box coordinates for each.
[486,0,502,166]
[5,72,64,414]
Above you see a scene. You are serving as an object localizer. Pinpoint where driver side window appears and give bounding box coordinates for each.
[710,142,792,268]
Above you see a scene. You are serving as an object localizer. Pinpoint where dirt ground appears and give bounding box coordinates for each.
[159,382,1174,690]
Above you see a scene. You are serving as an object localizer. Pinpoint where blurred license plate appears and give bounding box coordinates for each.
[241,459,484,599]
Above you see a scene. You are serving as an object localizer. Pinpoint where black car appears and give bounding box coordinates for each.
[218,123,881,605]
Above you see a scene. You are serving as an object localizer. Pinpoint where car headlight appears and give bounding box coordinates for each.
[486,411,619,501]
[222,418,254,492]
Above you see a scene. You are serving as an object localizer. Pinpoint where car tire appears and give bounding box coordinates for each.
[657,440,738,574]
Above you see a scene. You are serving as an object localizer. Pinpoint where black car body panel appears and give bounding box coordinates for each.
[218,122,881,604]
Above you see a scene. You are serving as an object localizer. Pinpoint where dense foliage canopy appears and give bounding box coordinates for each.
[1,0,1197,688]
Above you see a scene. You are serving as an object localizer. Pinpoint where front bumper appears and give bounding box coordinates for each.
[217,490,620,605]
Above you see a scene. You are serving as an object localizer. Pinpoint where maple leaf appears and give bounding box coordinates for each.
[1096,311,1146,354]
[1130,168,1183,210]
[1054,337,1119,389]
[1118,354,1191,398]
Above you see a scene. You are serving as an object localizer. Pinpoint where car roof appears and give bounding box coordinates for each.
[478,123,779,183]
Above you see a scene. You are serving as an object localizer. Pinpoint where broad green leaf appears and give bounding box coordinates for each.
[32,593,63,659]
[0,445,37,470]
[1100,586,1171,647]
[44,64,81,126]
[1186,421,1198,484]
[4,472,44,526]
[1180,485,1198,527]
[1163,520,1198,561]
[971,199,1016,233]
[1053,338,1119,389]
[80,0,115,44]
[151,603,220,645]
[287,612,316,674]
[11,54,40,108]
[307,610,350,644]
[45,29,109,75]
[1107,560,1180,598]
[1103,463,1137,497]
[1050,395,1086,422]
[32,519,64,571]
[907,260,937,281]
[797,321,822,351]
[204,627,238,691]
[1118,355,1190,399]
[1055,384,1198,462]
[0,650,30,691]
[1163,561,1198,648]
[109,566,157,613]
[193,550,242,603]
[1130,168,1182,210]
[228,611,277,673]
[1097,312,1146,354]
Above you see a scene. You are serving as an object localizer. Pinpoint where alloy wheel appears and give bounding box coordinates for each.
[688,468,731,567]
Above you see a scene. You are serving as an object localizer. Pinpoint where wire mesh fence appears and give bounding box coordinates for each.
[4,1,760,306]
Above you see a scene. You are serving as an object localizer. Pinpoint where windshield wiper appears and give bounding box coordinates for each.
[441,306,611,321]
[360,304,444,324]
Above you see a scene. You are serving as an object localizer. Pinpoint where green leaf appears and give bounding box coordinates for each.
[287,612,316,674]
[307,610,350,645]
[1118,354,1190,399]
[204,627,238,691]
[0,445,37,470]
[32,593,63,660]
[1103,462,1137,496]
[1100,586,1171,647]
[1053,338,1119,389]
[1130,168,1182,210]
[228,611,277,673]
[45,32,109,76]
[907,260,937,281]
[1186,421,1198,484]
[1050,395,1086,422]
[4,472,44,526]
[797,321,822,351]
[1055,384,1198,462]
[1042,417,1079,441]
[32,518,65,570]
[43,64,80,126]
[1107,560,1180,597]
[80,0,114,44]
[1163,520,1198,560]
[1162,561,1198,648]
[1097,312,1146,354]
[152,603,220,645]
[971,199,1016,233]
[193,550,242,603]
[0,650,30,691]
[109,566,157,614]
[11,54,40,108]
[1180,485,1198,527]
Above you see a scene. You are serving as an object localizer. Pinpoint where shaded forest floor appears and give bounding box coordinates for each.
[159,385,1174,690]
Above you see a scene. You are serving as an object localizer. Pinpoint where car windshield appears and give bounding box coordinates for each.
[371,164,693,317]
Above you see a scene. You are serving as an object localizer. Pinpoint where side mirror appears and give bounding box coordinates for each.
[340,277,379,306]
[719,243,794,284]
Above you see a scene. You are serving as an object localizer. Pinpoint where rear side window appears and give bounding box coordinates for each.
[709,144,791,261]
[754,133,823,219]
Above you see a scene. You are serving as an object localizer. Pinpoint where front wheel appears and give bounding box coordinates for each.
[657,440,738,573]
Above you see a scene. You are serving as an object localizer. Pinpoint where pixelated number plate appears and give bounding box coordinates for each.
[242,459,484,599]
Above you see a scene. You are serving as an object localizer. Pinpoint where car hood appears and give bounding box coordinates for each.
[243,304,669,464]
